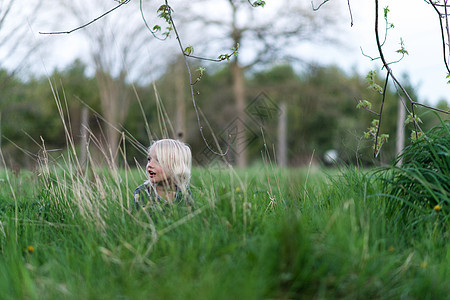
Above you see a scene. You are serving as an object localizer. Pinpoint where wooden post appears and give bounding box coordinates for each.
[80,107,89,168]
[232,61,247,168]
[278,102,287,167]
[396,98,406,165]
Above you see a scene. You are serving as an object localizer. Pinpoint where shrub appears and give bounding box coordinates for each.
[381,121,449,224]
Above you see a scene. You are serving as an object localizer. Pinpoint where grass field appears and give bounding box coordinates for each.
[0,160,448,299]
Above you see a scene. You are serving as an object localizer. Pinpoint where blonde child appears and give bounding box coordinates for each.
[133,139,192,210]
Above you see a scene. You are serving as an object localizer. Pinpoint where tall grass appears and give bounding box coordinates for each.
[0,84,448,299]
[379,121,449,229]
[1,160,449,299]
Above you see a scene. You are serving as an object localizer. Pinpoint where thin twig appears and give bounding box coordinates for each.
[311,0,331,11]
[39,0,131,35]
[347,0,354,27]
[411,101,449,114]
[165,0,230,156]
[184,54,223,63]
[139,0,169,41]
[374,72,389,157]
[374,0,420,145]
[429,1,450,73]
[353,97,380,116]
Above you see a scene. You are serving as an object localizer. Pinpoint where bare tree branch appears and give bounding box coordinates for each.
[0,0,46,79]
[39,0,131,35]
[347,0,354,26]
[311,0,331,11]
[165,0,231,156]
[428,1,450,74]
[373,72,389,157]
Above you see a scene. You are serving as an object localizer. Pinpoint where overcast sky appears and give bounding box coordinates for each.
[28,0,450,106]
[303,0,450,106]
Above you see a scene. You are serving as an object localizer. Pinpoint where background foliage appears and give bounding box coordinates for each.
[1,59,447,169]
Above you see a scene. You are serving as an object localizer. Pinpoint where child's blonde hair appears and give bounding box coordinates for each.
[149,139,192,194]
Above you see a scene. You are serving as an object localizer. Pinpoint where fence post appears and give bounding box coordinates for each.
[277,102,287,167]
[80,107,89,168]
[396,98,406,165]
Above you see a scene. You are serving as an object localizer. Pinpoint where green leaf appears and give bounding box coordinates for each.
[383,6,390,19]
[396,38,408,55]
[356,100,372,110]
[252,0,266,7]
[184,46,194,56]
[366,70,383,94]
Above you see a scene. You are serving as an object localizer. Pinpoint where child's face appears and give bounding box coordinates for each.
[146,148,169,185]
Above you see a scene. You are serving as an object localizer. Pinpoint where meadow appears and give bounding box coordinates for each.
[0,123,449,299]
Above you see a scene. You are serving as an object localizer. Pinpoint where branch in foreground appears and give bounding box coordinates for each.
[164,0,231,157]
[411,102,450,114]
[311,0,331,11]
[39,0,131,35]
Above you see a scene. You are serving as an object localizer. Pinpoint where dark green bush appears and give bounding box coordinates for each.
[381,121,449,223]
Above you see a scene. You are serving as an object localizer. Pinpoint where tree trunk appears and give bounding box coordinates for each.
[95,71,129,166]
[232,61,247,168]
[277,102,287,167]
[396,98,406,165]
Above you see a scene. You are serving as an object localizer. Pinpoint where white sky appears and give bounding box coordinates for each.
[303,0,450,106]
[22,0,450,106]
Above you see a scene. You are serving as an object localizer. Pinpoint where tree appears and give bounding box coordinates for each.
[36,0,343,167]
[48,0,173,166]
[249,65,302,165]
[156,56,190,141]
[0,60,102,168]
[315,0,449,157]
[249,64,404,165]
[0,70,64,167]
[33,0,448,166]
[171,0,340,167]
[0,0,47,85]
